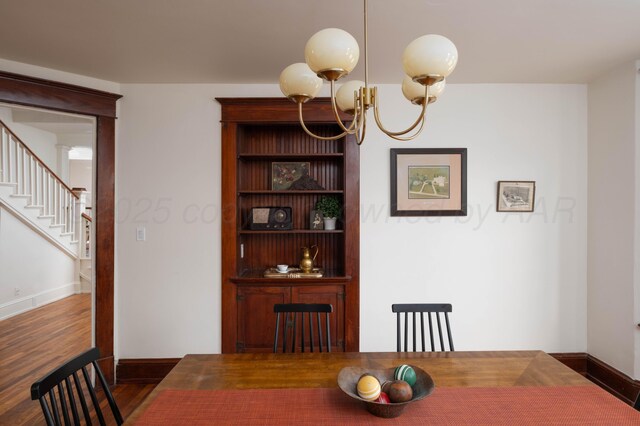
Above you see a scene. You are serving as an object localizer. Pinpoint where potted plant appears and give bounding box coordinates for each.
[315,196,341,230]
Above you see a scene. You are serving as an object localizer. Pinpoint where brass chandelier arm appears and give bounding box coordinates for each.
[385,114,427,141]
[329,80,360,134]
[372,85,429,137]
[355,108,367,145]
[297,103,352,141]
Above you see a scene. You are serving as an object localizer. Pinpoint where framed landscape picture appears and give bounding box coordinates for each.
[390,148,467,216]
[497,181,535,212]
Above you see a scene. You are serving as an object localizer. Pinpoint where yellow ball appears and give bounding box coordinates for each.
[356,375,381,401]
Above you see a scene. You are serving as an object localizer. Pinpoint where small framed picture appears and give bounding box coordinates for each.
[272,162,310,190]
[310,210,324,230]
[497,181,536,212]
[390,148,467,216]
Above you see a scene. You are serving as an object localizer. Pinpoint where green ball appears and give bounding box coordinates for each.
[394,364,417,387]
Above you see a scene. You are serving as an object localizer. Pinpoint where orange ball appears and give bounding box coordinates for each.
[356,375,381,401]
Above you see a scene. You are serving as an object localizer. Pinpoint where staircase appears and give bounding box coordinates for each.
[0,119,83,256]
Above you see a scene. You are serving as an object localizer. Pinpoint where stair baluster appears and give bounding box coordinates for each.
[0,118,81,255]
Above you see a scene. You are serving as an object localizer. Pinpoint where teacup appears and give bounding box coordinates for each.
[276,264,289,272]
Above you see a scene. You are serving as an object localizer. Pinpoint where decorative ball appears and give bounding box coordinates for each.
[386,380,413,403]
[394,365,417,387]
[356,375,381,401]
[374,392,390,404]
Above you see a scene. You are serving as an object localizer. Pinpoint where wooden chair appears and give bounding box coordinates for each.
[273,303,333,353]
[392,303,454,352]
[31,347,123,426]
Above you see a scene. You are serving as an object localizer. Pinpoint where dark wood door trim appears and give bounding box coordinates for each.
[0,70,122,384]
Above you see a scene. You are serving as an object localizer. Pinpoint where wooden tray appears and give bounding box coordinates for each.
[263,267,324,278]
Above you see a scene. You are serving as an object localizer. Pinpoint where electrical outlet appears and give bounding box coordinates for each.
[14,288,20,297]
[136,227,146,241]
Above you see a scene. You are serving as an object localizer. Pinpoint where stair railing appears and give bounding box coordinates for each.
[0,119,78,240]
[81,212,92,259]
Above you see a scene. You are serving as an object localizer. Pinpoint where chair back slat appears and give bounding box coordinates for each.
[274,312,281,353]
[325,312,331,353]
[48,390,61,425]
[273,304,333,353]
[57,382,71,425]
[445,312,455,351]
[392,304,454,352]
[64,376,80,425]
[396,313,401,352]
[428,313,435,351]
[308,313,314,352]
[420,313,426,352]
[291,312,298,352]
[403,313,408,352]
[82,365,106,425]
[72,372,92,425]
[39,397,55,426]
[436,313,444,350]
[31,348,123,426]
[412,312,417,352]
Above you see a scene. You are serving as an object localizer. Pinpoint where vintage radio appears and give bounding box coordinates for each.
[247,207,293,230]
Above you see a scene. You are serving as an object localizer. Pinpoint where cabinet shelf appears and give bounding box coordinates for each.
[238,190,343,195]
[231,269,352,284]
[239,153,343,160]
[239,229,344,235]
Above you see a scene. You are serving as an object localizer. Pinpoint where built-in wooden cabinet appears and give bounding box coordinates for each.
[217,98,359,353]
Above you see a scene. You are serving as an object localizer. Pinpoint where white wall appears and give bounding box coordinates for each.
[0,106,58,169]
[635,60,640,380]
[0,205,76,319]
[69,159,93,207]
[116,83,588,358]
[587,61,638,378]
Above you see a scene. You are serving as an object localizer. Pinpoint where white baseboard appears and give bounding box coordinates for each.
[0,283,80,320]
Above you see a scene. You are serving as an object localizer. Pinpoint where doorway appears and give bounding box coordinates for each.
[0,70,121,381]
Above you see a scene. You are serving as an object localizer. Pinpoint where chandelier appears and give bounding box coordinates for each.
[279,0,458,145]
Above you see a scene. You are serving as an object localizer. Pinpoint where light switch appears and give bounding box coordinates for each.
[136,227,146,241]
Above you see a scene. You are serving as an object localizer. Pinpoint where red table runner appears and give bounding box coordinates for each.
[134,386,640,425]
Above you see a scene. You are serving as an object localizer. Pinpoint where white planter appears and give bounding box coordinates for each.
[323,217,337,230]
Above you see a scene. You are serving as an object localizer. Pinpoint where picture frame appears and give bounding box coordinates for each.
[309,209,324,230]
[390,148,467,216]
[271,162,310,190]
[496,181,536,212]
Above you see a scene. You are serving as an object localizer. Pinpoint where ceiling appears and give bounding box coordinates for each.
[0,0,639,84]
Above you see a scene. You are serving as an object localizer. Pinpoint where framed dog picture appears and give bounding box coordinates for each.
[390,148,467,216]
[497,181,536,212]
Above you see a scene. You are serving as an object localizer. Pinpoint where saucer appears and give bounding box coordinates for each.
[276,269,290,273]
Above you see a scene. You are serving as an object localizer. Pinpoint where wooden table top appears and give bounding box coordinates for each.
[126,351,592,424]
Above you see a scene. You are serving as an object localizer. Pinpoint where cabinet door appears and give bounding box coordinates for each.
[237,286,290,353]
[292,285,345,352]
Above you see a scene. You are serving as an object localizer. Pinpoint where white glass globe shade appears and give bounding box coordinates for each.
[305,28,359,76]
[279,63,323,100]
[335,80,364,112]
[401,76,426,102]
[429,79,446,99]
[402,34,458,79]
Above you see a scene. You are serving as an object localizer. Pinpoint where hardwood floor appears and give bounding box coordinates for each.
[0,294,154,425]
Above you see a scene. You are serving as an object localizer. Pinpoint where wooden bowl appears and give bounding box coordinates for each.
[337,365,435,418]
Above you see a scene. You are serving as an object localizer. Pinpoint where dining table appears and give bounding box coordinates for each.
[126,351,640,425]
